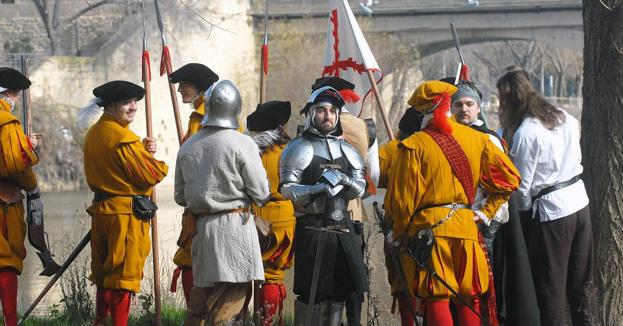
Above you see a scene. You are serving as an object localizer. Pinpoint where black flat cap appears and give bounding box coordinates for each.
[93,80,145,107]
[247,101,292,132]
[170,63,219,92]
[0,67,31,90]
[311,76,355,91]
[398,107,424,136]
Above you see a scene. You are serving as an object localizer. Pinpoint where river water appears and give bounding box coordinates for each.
[17,186,399,324]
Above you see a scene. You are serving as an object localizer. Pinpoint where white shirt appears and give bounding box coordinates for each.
[470,120,509,223]
[509,110,588,221]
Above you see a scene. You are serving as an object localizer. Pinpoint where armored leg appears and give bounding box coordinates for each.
[294,298,344,326]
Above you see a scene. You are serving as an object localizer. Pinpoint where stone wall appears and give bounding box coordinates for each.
[24,0,259,185]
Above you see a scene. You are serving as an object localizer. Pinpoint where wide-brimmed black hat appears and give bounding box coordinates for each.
[311,76,355,91]
[301,77,358,115]
[0,67,31,90]
[398,107,424,136]
[247,101,291,132]
[170,63,219,92]
[93,80,145,107]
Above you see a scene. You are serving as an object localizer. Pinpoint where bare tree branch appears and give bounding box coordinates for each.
[63,0,113,26]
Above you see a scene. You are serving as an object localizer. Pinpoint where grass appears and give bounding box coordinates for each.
[6,309,296,326]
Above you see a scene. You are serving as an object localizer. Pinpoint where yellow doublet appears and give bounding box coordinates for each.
[0,99,39,273]
[378,139,399,189]
[84,114,168,293]
[384,120,519,299]
[252,144,295,283]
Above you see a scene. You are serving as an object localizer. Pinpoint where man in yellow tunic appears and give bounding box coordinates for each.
[377,106,423,326]
[168,63,219,305]
[83,80,168,326]
[384,81,520,326]
[246,100,295,325]
[0,67,41,326]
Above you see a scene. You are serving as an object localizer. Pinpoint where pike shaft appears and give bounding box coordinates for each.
[142,52,163,326]
[17,232,91,326]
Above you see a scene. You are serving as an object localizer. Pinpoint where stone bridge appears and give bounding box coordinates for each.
[250,0,582,57]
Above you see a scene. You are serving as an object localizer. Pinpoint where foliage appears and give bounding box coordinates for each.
[12,96,87,190]
[59,258,94,324]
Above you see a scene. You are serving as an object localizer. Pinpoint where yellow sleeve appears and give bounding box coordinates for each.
[116,140,169,191]
[378,140,399,188]
[479,139,521,217]
[383,145,425,238]
[0,121,39,190]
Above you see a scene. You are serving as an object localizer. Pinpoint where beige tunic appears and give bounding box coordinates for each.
[175,127,270,286]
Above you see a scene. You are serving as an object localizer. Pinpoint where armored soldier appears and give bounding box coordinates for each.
[246,100,295,326]
[0,67,41,326]
[168,63,219,305]
[175,80,269,325]
[83,80,169,326]
[280,86,368,325]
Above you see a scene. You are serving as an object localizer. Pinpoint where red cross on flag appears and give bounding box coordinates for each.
[322,0,383,117]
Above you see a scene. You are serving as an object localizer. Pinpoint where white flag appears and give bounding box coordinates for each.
[322,0,383,117]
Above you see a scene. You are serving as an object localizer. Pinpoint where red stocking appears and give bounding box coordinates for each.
[397,296,419,326]
[94,287,112,325]
[457,297,481,326]
[0,268,18,326]
[110,290,131,326]
[181,267,194,307]
[425,300,453,326]
[259,283,284,326]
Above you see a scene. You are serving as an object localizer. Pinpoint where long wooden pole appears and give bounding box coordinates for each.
[162,48,184,144]
[366,69,395,140]
[142,50,162,326]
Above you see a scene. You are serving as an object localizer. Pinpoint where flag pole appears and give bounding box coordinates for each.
[366,70,395,140]
[142,3,162,323]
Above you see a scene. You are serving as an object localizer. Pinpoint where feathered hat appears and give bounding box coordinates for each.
[407,81,458,134]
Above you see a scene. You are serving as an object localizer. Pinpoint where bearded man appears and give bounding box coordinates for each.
[280,86,368,326]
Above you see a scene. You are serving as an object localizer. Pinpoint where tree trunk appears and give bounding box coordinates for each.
[581,1,623,325]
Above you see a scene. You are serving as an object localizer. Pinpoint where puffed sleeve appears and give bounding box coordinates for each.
[378,140,398,188]
[479,138,521,218]
[508,130,540,211]
[383,144,425,238]
[116,140,169,191]
[0,120,39,190]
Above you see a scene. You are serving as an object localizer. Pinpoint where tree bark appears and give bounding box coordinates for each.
[581,1,623,324]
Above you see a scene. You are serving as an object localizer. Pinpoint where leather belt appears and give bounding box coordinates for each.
[197,207,250,217]
[532,175,581,202]
[93,191,130,203]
